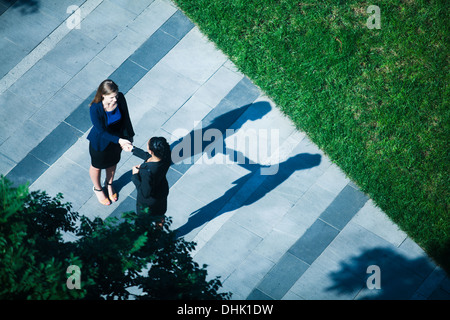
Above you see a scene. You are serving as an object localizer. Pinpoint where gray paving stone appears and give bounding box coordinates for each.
[396,237,437,279]
[253,228,300,264]
[166,185,206,232]
[96,27,144,69]
[62,133,91,170]
[63,56,116,100]
[221,76,261,109]
[42,30,104,77]
[0,89,36,139]
[9,59,72,108]
[160,9,194,40]
[30,122,83,166]
[230,188,294,238]
[109,59,148,94]
[30,156,93,208]
[410,267,447,299]
[109,0,155,15]
[77,0,136,46]
[174,161,245,212]
[129,28,179,71]
[128,60,200,116]
[38,0,85,23]
[5,154,49,187]
[288,249,363,300]
[314,162,350,195]
[259,153,322,203]
[193,221,262,281]
[64,96,94,133]
[285,182,338,228]
[30,88,85,129]
[162,95,212,138]
[130,104,172,148]
[221,251,274,300]
[0,119,51,163]
[288,219,339,265]
[166,166,183,187]
[0,2,61,51]
[256,252,309,299]
[0,36,27,78]
[167,84,260,171]
[352,199,407,247]
[318,183,368,230]
[193,65,243,109]
[247,289,273,300]
[163,28,227,85]
[0,152,15,176]
[127,0,177,39]
[308,221,435,300]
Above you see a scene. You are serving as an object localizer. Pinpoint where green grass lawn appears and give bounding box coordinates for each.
[173,0,449,271]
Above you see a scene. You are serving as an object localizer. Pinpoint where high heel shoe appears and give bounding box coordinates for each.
[105,181,118,202]
[93,186,111,206]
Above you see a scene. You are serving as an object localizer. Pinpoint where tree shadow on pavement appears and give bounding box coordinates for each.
[5,0,40,15]
[325,247,450,300]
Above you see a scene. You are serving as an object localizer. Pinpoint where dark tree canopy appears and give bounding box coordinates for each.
[0,176,230,300]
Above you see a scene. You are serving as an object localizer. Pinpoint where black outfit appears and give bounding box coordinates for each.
[87,92,135,169]
[89,130,122,169]
[131,158,171,219]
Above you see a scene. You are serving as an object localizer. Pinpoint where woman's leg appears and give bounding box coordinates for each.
[105,164,118,201]
[90,165,110,204]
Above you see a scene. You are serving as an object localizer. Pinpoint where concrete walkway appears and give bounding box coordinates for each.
[1,0,448,300]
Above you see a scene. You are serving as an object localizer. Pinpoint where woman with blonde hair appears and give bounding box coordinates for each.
[87,79,134,205]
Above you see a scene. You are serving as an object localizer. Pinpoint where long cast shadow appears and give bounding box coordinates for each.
[170,101,271,169]
[114,101,271,198]
[175,152,321,237]
[119,100,321,237]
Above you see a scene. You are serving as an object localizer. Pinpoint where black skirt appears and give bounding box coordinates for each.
[89,142,122,169]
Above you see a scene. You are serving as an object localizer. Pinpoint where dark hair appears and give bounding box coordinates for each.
[148,137,171,161]
[90,79,118,106]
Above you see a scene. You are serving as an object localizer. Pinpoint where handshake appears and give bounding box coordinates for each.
[119,138,133,152]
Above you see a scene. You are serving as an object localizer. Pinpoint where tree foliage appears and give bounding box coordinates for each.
[0,176,230,300]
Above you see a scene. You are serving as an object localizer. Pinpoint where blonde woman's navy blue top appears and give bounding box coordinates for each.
[87,92,134,168]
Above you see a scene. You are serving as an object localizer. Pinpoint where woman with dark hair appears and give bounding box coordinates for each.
[132,137,171,225]
[87,79,134,206]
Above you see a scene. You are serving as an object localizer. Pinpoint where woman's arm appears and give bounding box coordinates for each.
[90,103,132,150]
[89,103,120,144]
[132,166,153,199]
[118,92,135,141]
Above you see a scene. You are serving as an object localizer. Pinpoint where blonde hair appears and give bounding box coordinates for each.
[90,79,119,106]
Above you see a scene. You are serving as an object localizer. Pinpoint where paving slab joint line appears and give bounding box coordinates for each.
[246,182,369,300]
[159,59,236,129]
[0,0,104,95]
[62,120,85,136]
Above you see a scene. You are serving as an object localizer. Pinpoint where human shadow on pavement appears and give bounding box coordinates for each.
[324,247,447,299]
[115,102,270,198]
[175,152,321,238]
[169,101,272,169]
